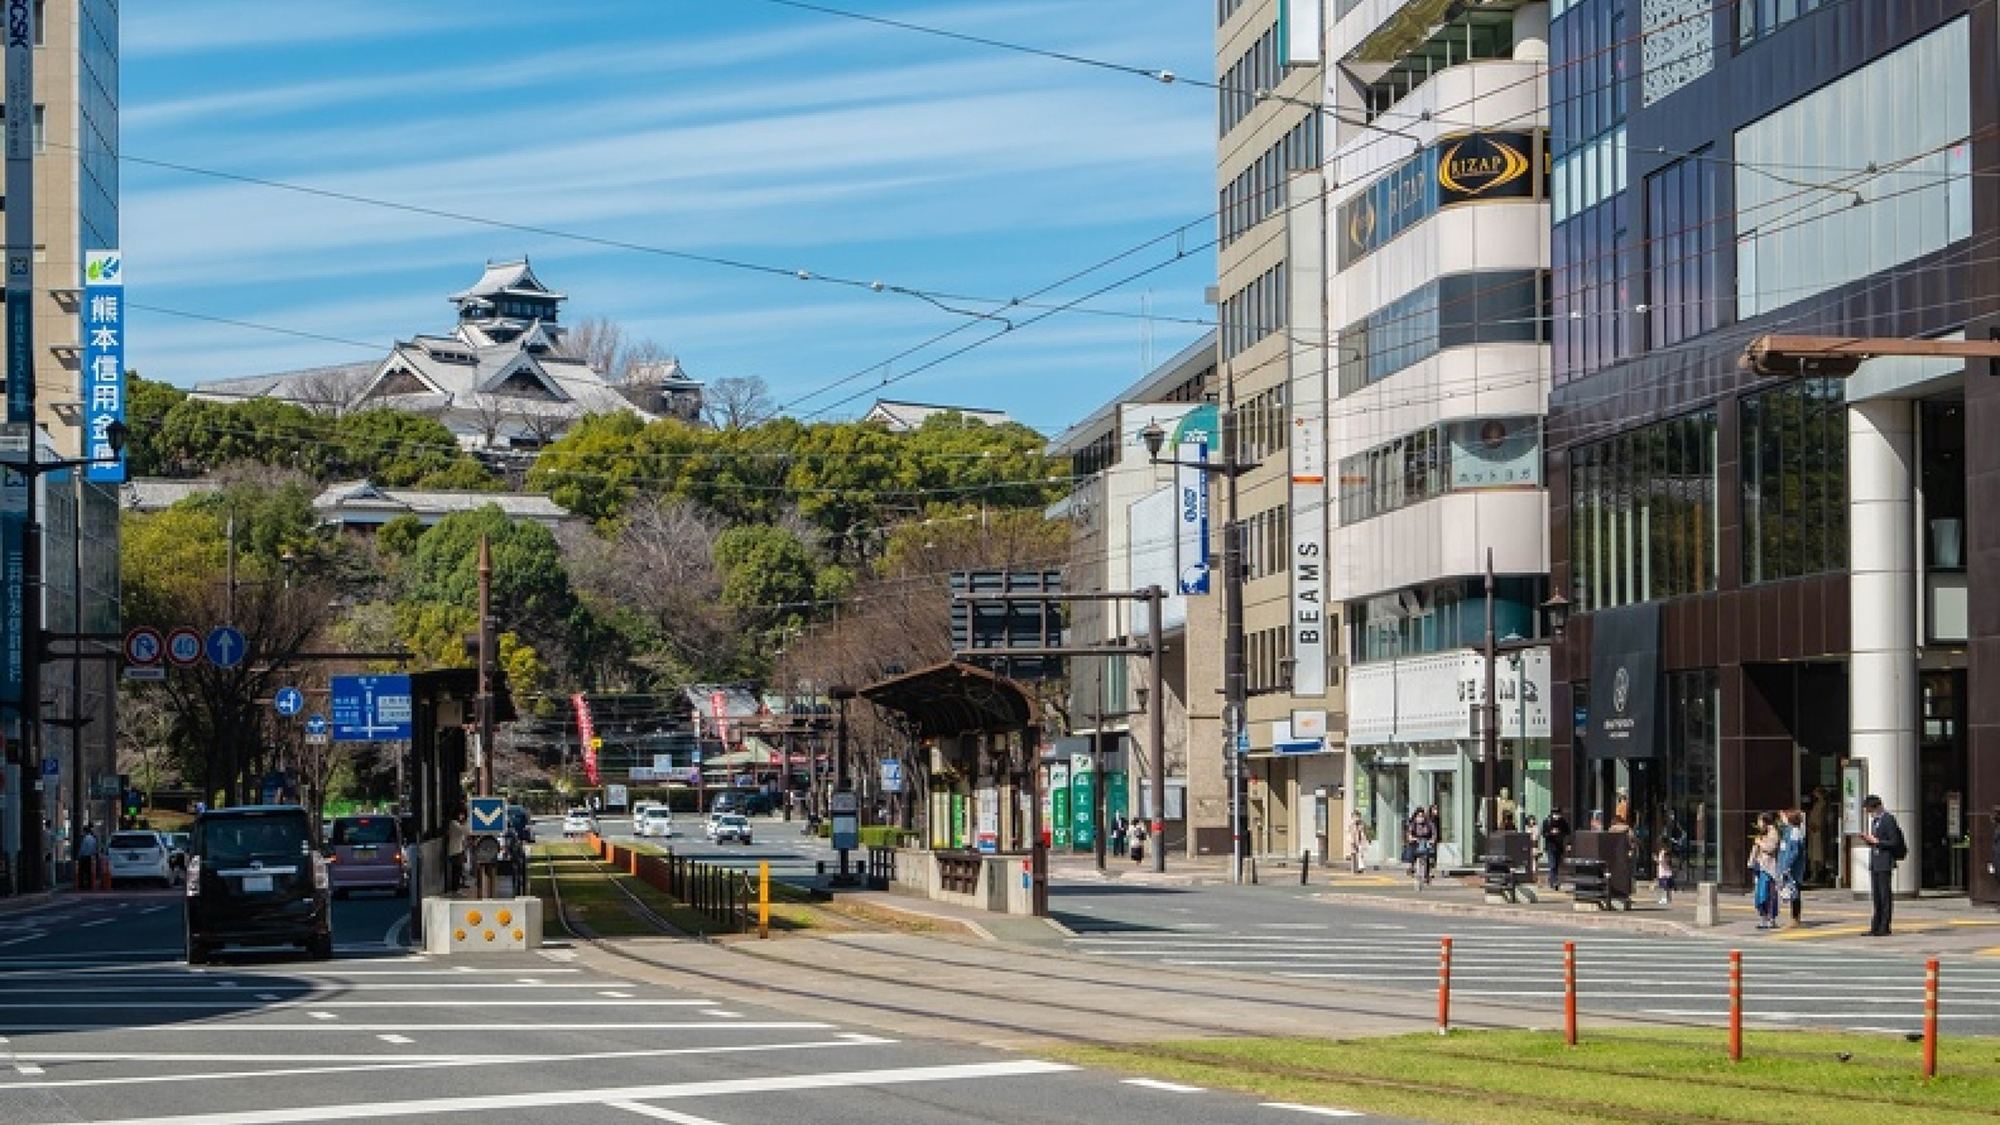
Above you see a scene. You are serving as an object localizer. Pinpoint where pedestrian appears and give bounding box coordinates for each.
[1346,812,1370,874]
[76,825,99,892]
[1779,808,1807,927]
[1654,841,1675,906]
[1751,811,1782,929]
[446,808,469,893]
[1541,807,1572,890]
[1129,820,1147,865]
[1860,795,1906,936]
[1406,808,1438,889]
[1111,816,1128,860]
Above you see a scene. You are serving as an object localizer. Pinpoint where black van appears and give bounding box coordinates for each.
[185,805,333,963]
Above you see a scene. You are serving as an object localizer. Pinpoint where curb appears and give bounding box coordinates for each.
[1325,892,1702,938]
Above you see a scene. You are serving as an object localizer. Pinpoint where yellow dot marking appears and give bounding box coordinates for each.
[466,910,483,926]
[483,930,495,942]
[512,929,524,941]
[453,929,466,942]
[497,909,513,926]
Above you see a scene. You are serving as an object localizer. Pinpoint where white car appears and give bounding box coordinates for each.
[712,815,752,845]
[105,831,175,887]
[638,807,675,838]
[561,809,596,837]
[629,803,659,834]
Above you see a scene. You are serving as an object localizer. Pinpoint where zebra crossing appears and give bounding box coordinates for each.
[1063,918,2000,1035]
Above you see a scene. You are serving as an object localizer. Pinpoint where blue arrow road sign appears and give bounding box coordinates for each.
[205,626,246,669]
[330,674,413,742]
[274,687,304,716]
[305,713,328,736]
[468,797,507,836]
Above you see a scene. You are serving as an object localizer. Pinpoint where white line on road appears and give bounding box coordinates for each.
[0,998,726,1010]
[307,1012,337,1021]
[376,1035,412,1045]
[1261,1102,1364,1117]
[0,1022,835,1034]
[79,919,114,928]
[13,1062,42,1076]
[600,991,634,999]
[1122,1077,1205,1092]
[608,1103,732,1125]
[702,1011,743,1019]
[255,994,279,1001]
[34,1057,1078,1123]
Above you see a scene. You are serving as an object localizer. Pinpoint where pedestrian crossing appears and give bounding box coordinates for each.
[1063,921,2000,1035]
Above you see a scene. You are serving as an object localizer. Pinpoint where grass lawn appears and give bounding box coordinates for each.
[530,842,693,938]
[1049,1029,2000,1125]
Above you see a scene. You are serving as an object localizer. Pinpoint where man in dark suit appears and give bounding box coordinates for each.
[1860,795,1905,936]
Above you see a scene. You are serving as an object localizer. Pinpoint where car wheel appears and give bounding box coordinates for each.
[308,932,334,961]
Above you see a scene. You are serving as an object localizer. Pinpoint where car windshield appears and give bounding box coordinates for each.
[332,818,396,846]
[646,810,671,820]
[721,816,747,827]
[198,816,309,866]
[109,833,158,850]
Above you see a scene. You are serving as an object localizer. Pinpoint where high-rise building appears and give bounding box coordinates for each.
[1326,2,1556,868]
[1544,0,1996,903]
[1,0,120,890]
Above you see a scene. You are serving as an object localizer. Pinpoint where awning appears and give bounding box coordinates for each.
[858,660,1033,739]
[704,736,782,768]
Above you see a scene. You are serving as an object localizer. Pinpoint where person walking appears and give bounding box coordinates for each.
[1751,812,1782,929]
[1541,808,1572,890]
[76,825,99,892]
[1860,795,1906,936]
[1110,816,1128,861]
[1654,842,1675,906]
[1128,819,1147,865]
[1779,808,1807,927]
[1346,812,1371,874]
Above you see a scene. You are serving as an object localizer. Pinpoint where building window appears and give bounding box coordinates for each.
[1339,270,1549,395]
[1231,384,1288,465]
[1338,417,1542,526]
[1219,25,1279,138]
[1220,114,1323,248]
[1569,410,1717,611]
[1736,0,1832,45]
[1740,378,1846,585]
[1735,17,1971,318]
[1350,577,1548,663]
[1220,262,1287,362]
[1645,152,1721,348]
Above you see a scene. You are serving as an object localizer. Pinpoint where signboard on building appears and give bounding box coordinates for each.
[1588,603,1662,760]
[1447,417,1541,490]
[82,250,125,482]
[1170,405,1217,596]
[1339,130,1548,268]
[1348,648,1553,746]
[1278,0,1323,65]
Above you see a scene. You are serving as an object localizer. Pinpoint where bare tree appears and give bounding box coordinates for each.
[292,366,371,417]
[518,401,582,447]
[562,497,740,681]
[701,375,776,430]
[566,316,672,381]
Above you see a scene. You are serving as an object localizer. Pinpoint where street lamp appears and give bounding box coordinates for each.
[827,684,857,885]
[12,419,129,892]
[1478,549,1575,857]
[1140,416,1259,884]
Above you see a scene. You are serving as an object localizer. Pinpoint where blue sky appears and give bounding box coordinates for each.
[120,1,1218,433]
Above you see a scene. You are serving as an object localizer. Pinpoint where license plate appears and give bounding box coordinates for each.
[356,847,376,858]
[125,853,141,861]
[242,875,273,893]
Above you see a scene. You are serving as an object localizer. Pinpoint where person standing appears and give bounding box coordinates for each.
[1406,808,1438,889]
[1128,820,1147,865]
[1751,812,1782,930]
[1779,808,1807,927]
[1860,795,1906,936]
[1541,808,1572,890]
[76,825,99,892]
[446,809,469,893]
[1346,812,1371,874]
[1654,842,1675,906]
[1110,816,1128,861]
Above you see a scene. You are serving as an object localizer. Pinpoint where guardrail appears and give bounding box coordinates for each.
[865,846,897,890]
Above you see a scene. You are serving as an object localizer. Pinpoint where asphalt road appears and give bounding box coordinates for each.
[1049,879,2000,1036]
[0,883,1392,1124]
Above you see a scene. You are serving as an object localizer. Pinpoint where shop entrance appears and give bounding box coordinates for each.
[1920,670,1969,891]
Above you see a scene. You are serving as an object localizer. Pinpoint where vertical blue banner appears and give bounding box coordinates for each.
[82,250,124,482]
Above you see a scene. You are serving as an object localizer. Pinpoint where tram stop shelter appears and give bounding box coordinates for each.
[859,661,1047,916]
[404,667,517,940]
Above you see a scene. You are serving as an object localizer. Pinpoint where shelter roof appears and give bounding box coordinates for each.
[858,661,1033,738]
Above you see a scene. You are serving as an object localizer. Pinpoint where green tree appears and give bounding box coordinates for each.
[123,374,188,478]
[150,396,330,478]
[330,409,462,486]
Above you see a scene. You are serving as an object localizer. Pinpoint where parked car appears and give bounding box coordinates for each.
[712,814,753,845]
[325,814,407,899]
[639,807,675,838]
[185,805,332,963]
[106,831,176,887]
[562,808,596,837]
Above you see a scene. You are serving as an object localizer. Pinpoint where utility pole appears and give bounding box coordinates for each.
[476,534,496,899]
[1482,547,1497,858]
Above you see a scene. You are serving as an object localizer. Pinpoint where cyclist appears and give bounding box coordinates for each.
[1407,807,1439,890]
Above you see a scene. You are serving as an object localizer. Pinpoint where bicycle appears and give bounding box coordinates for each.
[1411,840,1436,890]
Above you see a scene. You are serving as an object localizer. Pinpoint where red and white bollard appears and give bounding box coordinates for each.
[1923,958,1940,1080]
[1563,940,1578,1047]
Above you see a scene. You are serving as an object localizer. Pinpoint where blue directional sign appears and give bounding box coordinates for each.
[330,674,414,742]
[468,797,507,836]
[205,626,246,669]
[304,713,328,737]
[273,686,304,716]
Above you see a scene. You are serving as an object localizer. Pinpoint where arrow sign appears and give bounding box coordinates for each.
[274,687,304,716]
[468,796,507,836]
[305,713,327,736]
[205,626,246,669]
[124,627,163,667]
[330,674,414,742]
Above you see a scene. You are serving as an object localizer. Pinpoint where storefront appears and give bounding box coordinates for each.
[1347,648,1552,868]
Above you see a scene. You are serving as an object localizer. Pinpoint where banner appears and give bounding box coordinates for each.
[1588,603,1661,760]
[82,251,124,482]
[1171,405,1217,595]
[571,693,600,786]
[5,0,34,425]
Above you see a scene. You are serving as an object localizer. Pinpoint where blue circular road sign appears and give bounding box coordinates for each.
[205,626,247,669]
[305,713,328,736]
[274,687,305,716]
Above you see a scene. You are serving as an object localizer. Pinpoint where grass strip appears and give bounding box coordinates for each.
[532,843,688,938]
[1048,1030,2000,1125]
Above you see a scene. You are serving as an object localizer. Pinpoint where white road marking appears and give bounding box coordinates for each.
[608,1103,732,1125]
[1255,923,1328,930]
[255,994,279,1001]
[307,1012,337,1021]
[0,936,46,947]
[0,1035,897,1091]
[1261,1102,1364,1117]
[701,1010,743,1019]
[13,1062,42,1076]
[1122,1077,1205,1092]
[600,991,634,999]
[214,981,237,988]
[140,906,171,915]
[0,1022,834,1034]
[376,1035,413,1045]
[40,1058,1078,1124]
[0,998,724,1011]
[80,919,114,928]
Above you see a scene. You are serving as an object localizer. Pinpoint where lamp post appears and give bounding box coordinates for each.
[1141,417,1257,884]
[827,684,857,885]
[1478,548,1571,857]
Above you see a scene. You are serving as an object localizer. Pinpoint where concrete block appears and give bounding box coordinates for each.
[423,897,542,954]
[1693,882,1719,926]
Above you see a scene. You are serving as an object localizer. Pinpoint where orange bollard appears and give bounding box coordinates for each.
[1564,940,1578,1047]
[1436,937,1453,1035]
[1923,958,1940,1080]
[1728,950,1743,1062]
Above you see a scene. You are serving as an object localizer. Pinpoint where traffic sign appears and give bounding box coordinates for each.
[123,627,163,667]
[40,756,56,778]
[330,674,413,742]
[273,686,304,716]
[468,798,506,836]
[206,626,246,669]
[165,627,202,667]
[305,713,328,736]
